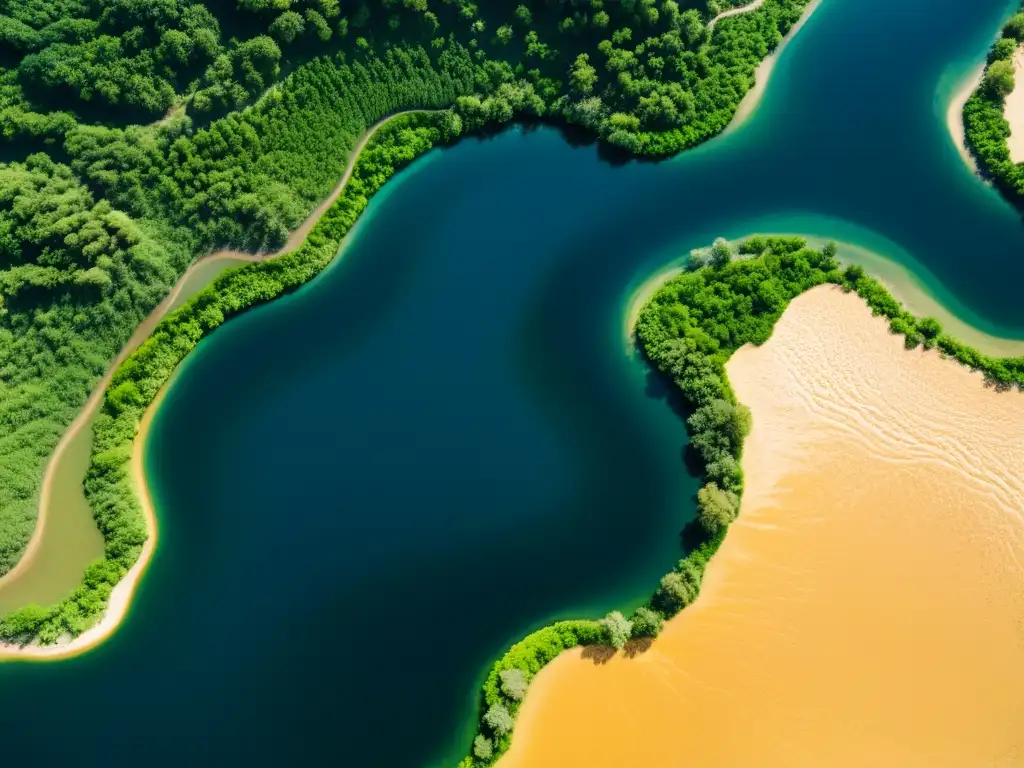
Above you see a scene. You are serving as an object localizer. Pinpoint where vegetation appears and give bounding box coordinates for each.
[455,235,1024,766]
[963,2,1024,202]
[0,110,455,645]
[0,0,815,648]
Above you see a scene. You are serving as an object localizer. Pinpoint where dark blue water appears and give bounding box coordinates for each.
[0,0,1022,765]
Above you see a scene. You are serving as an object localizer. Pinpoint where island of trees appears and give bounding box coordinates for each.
[963,2,1024,203]
[0,0,813,645]
[454,235,1024,767]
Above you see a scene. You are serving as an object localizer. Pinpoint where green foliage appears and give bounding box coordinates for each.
[0,110,454,645]
[630,605,664,638]
[985,58,1016,96]
[1005,12,1024,41]
[472,736,493,760]
[599,610,633,650]
[964,2,1024,203]
[498,668,528,701]
[0,0,816,719]
[697,481,740,536]
[482,703,514,736]
[990,36,1017,63]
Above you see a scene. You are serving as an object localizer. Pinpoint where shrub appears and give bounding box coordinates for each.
[498,668,528,701]
[600,610,633,650]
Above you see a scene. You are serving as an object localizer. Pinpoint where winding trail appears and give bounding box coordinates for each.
[707,0,766,31]
[0,111,427,656]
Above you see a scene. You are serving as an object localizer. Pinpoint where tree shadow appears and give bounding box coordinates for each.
[581,645,616,665]
[623,637,654,658]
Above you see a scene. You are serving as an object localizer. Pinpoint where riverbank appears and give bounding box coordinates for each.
[1006,46,1024,161]
[725,0,824,132]
[500,284,1024,766]
[624,235,1024,357]
[947,60,985,172]
[0,112,430,659]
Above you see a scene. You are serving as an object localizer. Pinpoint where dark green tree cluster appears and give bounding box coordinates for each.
[963,3,1024,203]
[65,42,482,250]
[458,235,1024,766]
[548,0,810,154]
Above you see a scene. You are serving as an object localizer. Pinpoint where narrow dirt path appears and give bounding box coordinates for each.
[707,0,766,30]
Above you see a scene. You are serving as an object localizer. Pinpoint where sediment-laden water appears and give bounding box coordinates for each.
[3,0,1024,766]
[499,286,1024,767]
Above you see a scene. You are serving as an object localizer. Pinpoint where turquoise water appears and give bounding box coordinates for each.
[3,0,1024,765]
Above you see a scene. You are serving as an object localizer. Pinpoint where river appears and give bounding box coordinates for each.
[1,0,1022,765]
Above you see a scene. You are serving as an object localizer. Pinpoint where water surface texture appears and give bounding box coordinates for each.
[500,287,1024,766]
[2,0,1023,765]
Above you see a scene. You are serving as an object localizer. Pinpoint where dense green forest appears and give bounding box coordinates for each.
[454,236,1024,767]
[0,0,813,638]
[963,3,1024,202]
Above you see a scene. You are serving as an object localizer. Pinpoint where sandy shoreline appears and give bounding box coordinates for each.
[623,262,685,345]
[0,112,421,660]
[501,285,1024,766]
[725,0,824,133]
[947,60,986,172]
[1005,47,1024,163]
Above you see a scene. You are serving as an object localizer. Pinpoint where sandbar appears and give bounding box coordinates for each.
[1005,47,1024,162]
[946,60,985,172]
[502,285,1024,766]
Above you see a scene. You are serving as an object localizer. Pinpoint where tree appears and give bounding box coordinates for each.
[569,53,598,95]
[697,481,739,536]
[600,610,633,649]
[991,37,1017,64]
[1004,12,1024,41]
[515,4,532,25]
[688,399,751,457]
[499,668,528,701]
[679,9,704,45]
[654,571,695,614]
[473,735,493,760]
[985,58,1015,98]
[304,10,332,41]
[593,10,610,28]
[496,24,513,44]
[631,606,664,638]
[709,237,733,268]
[483,703,514,736]
[269,10,305,43]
